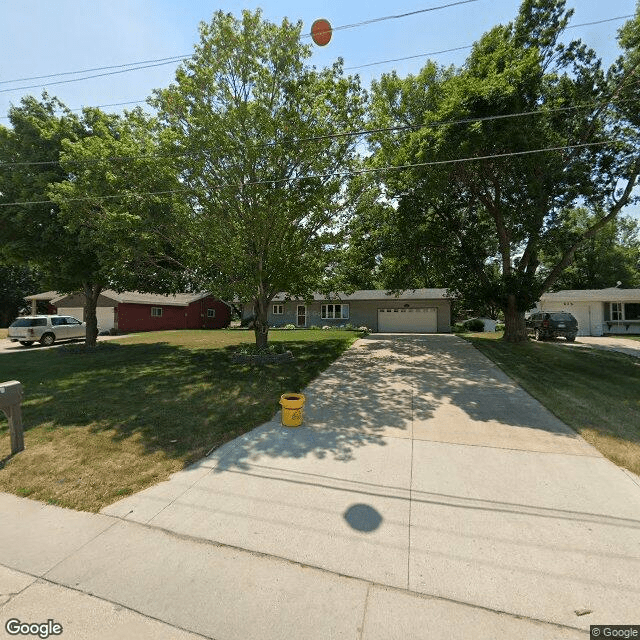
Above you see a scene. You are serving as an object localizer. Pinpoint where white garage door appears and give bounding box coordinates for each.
[378,308,438,333]
[58,307,115,332]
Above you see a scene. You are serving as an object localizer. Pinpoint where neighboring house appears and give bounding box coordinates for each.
[243,289,452,333]
[25,291,231,333]
[531,288,640,336]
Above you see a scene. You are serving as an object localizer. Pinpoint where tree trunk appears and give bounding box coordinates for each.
[502,294,528,343]
[253,295,269,349]
[83,282,102,348]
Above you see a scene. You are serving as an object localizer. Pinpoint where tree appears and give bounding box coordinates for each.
[152,9,366,347]
[0,262,43,327]
[539,209,640,289]
[0,96,182,346]
[352,0,639,342]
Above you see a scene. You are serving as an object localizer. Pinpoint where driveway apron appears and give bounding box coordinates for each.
[102,334,640,631]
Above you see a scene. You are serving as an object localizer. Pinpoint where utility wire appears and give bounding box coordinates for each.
[0,12,631,94]
[1,93,637,170]
[0,140,619,208]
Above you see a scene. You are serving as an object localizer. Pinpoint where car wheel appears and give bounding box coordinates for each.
[534,328,543,341]
[566,335,576,342]
[40,333,55,347]
[19,341,34,346]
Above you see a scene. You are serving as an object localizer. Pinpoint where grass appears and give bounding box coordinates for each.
[461,332,640,475]
[0,329,360,511]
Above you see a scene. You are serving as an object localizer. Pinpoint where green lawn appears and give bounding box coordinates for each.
[609,334,640,342]
[0,329,360,511]
[462,332,640,475]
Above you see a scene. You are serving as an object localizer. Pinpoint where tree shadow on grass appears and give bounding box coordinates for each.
[0,337,358,467]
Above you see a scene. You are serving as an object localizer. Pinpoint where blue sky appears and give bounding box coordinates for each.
[1,0,638,217]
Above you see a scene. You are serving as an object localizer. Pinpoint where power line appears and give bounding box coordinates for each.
[0,140,619,208]
[0,9,631,95]
[1,93,636,170]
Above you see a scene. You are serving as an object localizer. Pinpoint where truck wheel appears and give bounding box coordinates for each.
[40,333,55,346]
[566,335,576,342]
[19,341,34,346]
[534,328,543,341]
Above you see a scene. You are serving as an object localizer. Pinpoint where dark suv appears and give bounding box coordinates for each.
[526,312,578,342]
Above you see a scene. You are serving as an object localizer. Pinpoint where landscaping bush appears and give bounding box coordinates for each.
[358,326,371,335]
[453,322,465,332]
[284,324,296,330]
[495,323,505,331]
[463,318,485,332]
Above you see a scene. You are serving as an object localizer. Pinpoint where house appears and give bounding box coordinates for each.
[532,288,640,336]
[26,291,231,333]
[243,289,452,333]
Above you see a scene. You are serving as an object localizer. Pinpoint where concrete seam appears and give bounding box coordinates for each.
[357,583,372,640]
[0,556,591,635]
[39,517,122,581]
[0,568,216,640]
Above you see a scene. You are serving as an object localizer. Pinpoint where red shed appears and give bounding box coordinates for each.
[45,290,231,333]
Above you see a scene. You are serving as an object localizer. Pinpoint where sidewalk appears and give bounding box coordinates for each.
[2,334,639,639]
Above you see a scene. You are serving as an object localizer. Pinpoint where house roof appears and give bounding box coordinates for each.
[24,291,59,301]
[272,288,451,302]
[35,290,221,308]
[540,288,640,303]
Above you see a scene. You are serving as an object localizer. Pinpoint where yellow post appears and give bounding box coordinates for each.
[279,393,305,427]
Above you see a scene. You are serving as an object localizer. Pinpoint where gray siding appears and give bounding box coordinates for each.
[266,299,451,332]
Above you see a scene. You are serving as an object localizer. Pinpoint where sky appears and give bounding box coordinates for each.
[1,0,638,215]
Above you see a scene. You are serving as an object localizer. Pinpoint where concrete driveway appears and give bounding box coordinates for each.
[573,335,640,358]
[98,334,640,634]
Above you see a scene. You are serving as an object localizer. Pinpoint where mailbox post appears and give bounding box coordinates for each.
[0,381,24,455]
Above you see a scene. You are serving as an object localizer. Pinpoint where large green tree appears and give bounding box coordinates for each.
[349,0,639,341]
[152,9,366,347]
[539,209,640,289]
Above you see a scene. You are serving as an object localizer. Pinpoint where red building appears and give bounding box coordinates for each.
[40,291,231,333]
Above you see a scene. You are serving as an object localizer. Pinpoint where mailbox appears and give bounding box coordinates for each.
[1,380,24,455]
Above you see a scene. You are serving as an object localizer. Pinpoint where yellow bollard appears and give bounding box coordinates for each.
[279,393,305,427]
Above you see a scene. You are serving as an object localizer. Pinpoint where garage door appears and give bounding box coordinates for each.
[58,307,115,332]
[378,308,438,333]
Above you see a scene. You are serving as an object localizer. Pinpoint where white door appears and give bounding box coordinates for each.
[378,308,438,333]
[96,307,115,332]
[63,307,84,322]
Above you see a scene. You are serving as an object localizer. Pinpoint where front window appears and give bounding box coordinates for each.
[207,309,215,318]
[611,303,622,321]
[321,303,349,319]
[273,304,283,315]
[624,303,640,320]
[151,307,163,317]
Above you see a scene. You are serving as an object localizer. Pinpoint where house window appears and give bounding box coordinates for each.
[625,303,640,320]
[207,309,215,318]
[273,304,284,315]
[321,303,349,319]
[611,303,622,321]
[151,307,163,317]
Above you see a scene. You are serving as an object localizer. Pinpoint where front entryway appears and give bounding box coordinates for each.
[297,305,306,327]
[377,307,437,332]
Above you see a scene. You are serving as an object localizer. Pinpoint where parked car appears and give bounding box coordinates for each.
[526,312,578,342]
[8,315,87,346]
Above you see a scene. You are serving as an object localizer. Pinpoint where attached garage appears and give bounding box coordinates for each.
[62,307,116,332]
[378,307,438,333]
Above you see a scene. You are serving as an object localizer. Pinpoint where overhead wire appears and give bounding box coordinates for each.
[0,11,632,94]
[0,140,622,208]
[1,91,637,170]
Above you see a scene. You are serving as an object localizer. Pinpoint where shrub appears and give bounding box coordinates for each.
[322,325,331,330]
[463,318,485,332]
[358,326,370,335]
[284,324,296,330]
[495,323,505,331]
[308,325,320,330]
[240,315,255,328]
[344,323,354,330]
